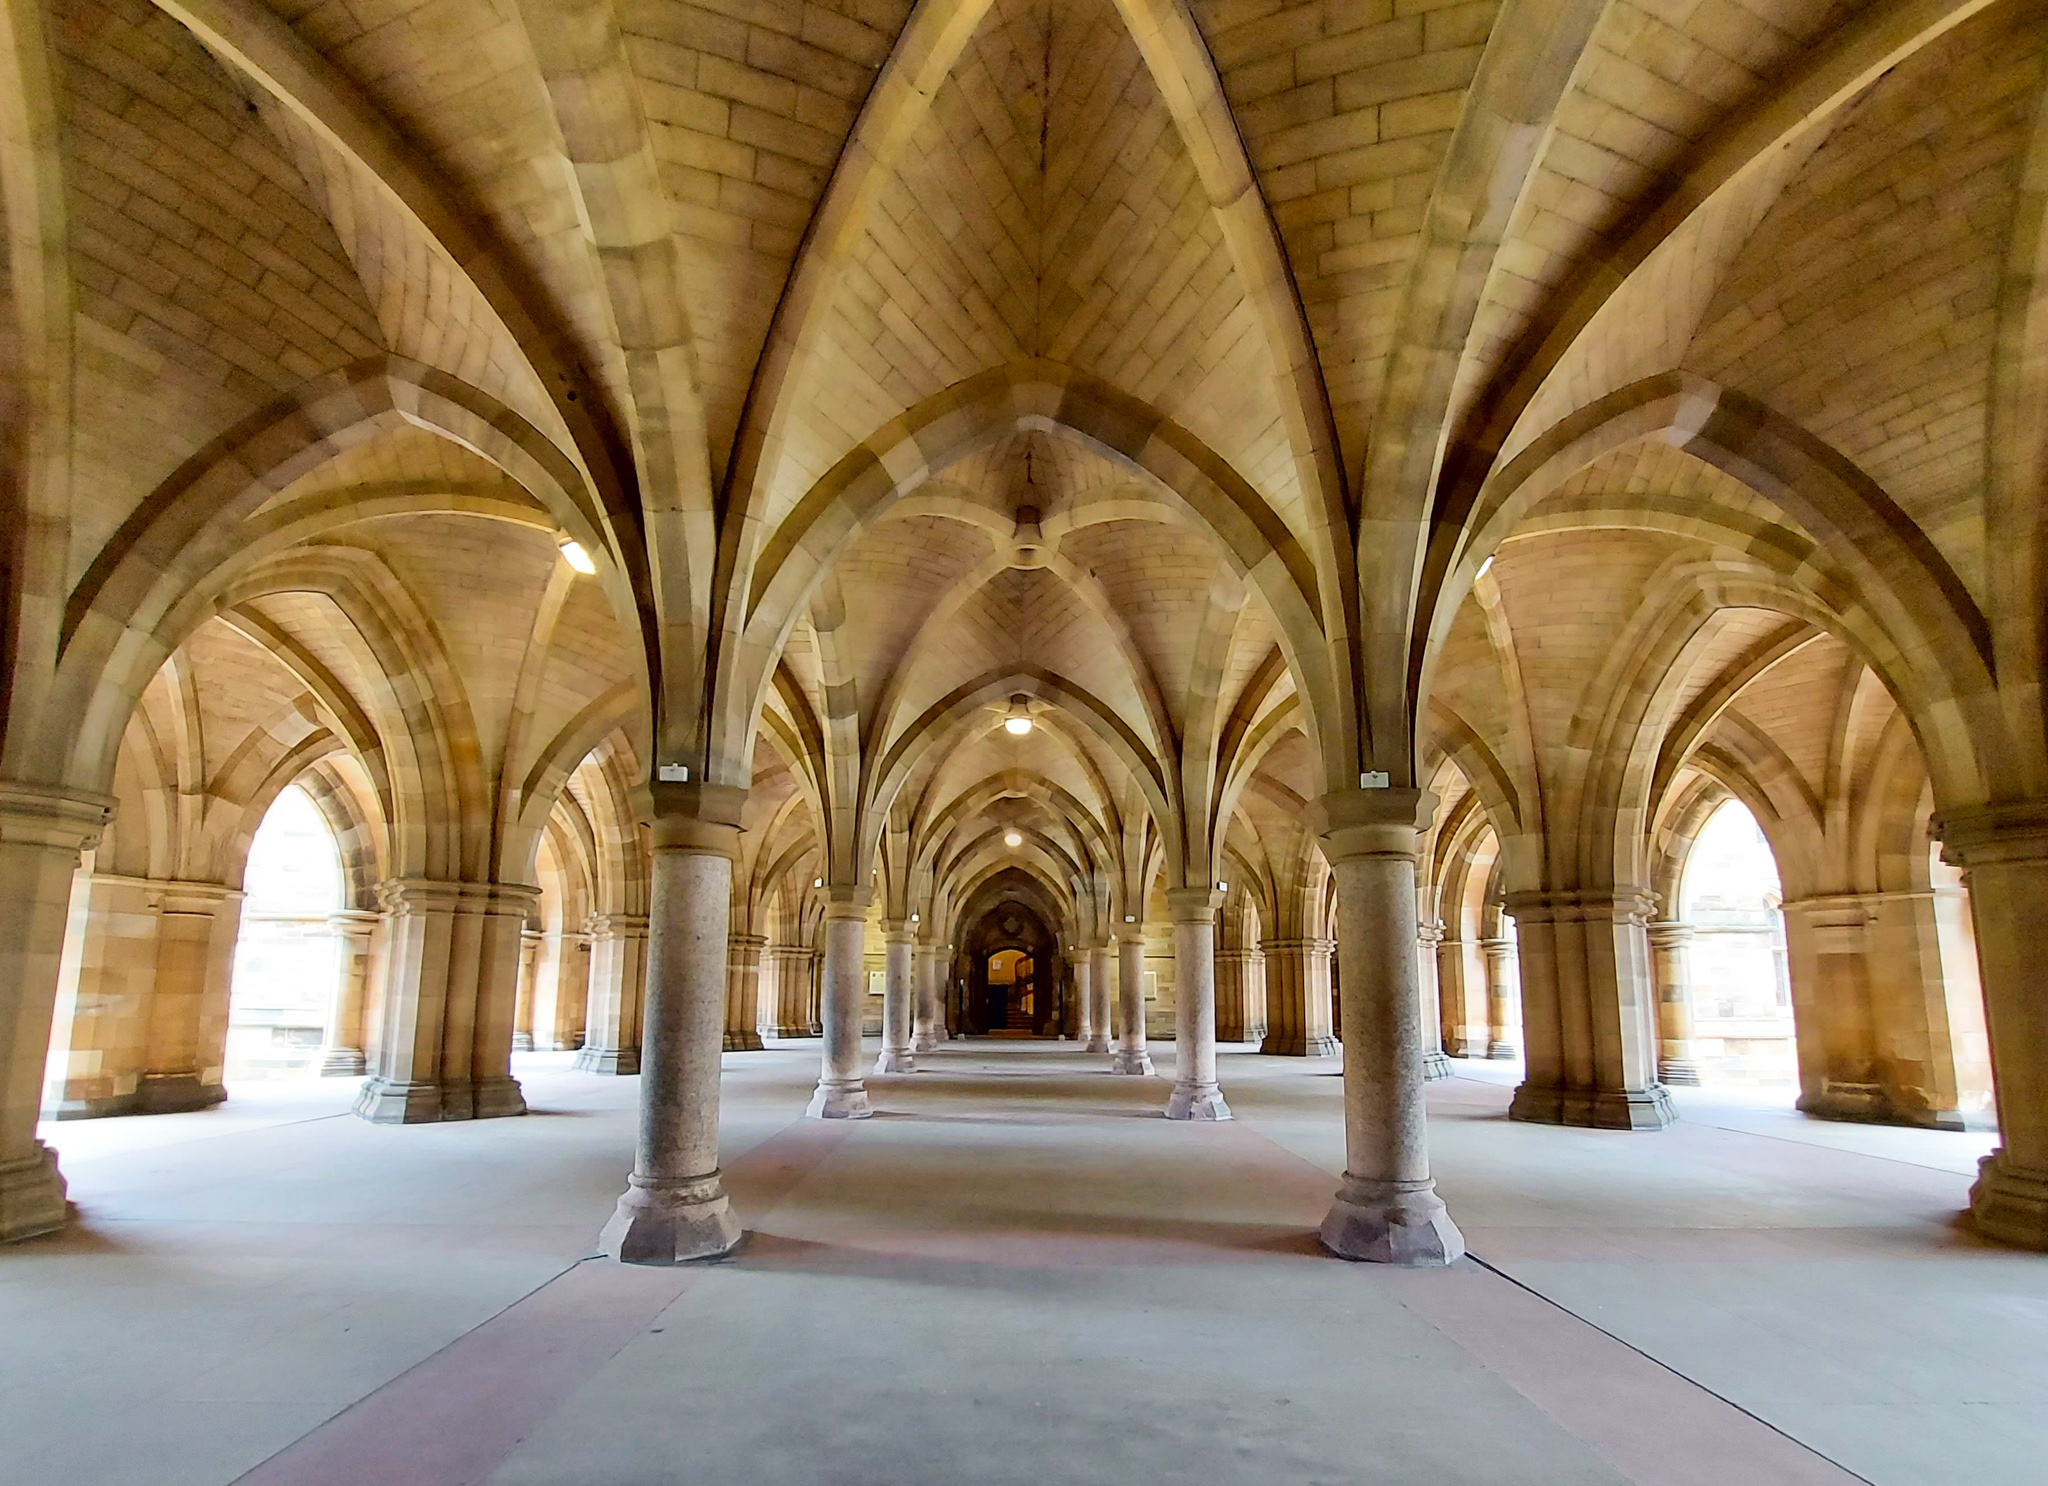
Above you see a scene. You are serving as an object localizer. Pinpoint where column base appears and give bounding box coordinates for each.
[1445,1035,1488,1058]
[766,1024,816,1039]
[0,1143,68,1243]
[1658,1058,1702,1086]
[1165,1082,1232,1120]
[133,1072,227,1115]
[1110,1047,1155,1075]
[1421,1050,1454,1081]
[912,1032,938,1052]
[1510,1080,1676,1130]
[873,1048,915,1073]
[356,1078,438,1122]
[599,1171,743,1265]
[511,1033,534,1052]
[1486,1041,1518,1059]
[805,1079,872,1119]
[722,1031,765,1052]
[1970,1150,2048,1250]
[319,1047,367,1077]
[1083,1034,1110,1053]
[575,1045,641,1075]
[458,1076,529,1121]
[1319,1176,1465,1266]
[1260,1034,1338,1057]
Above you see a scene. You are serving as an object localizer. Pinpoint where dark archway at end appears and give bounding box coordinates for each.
[953,870,1068,1037]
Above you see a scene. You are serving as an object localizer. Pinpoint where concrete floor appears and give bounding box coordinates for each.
[6,1043,2042,1486]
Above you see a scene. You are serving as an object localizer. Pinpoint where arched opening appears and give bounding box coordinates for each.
[224,784,347,1082]
[1673,798,1794,1087]
[959,896,1061,1038]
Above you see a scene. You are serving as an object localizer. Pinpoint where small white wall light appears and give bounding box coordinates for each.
[557,537,598,574]
[1475,553,1494,580]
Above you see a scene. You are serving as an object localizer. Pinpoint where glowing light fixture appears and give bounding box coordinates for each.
[557,537,598,575]
[1003,694,1033,735]
[1003,830,1023,847]
[1475,553,1494,580]
[813,876,823,888]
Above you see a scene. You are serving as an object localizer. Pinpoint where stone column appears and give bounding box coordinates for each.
[912,939,942,1051]
[577,914,649,1074]
[1071,947,1095,1048]
[1112,932,1154,1073]
[807,947,824,1036]
[1437,935,1488,1057]
[1645,921,1701,1086]
[1310,788,1464,1265]
[1087,943,1113,1054]
[532,929,590,1050]
[764,946,814,1037]
[807,889,873,1117]
[0,784,110,1242]
[875,921,915,1072]
[1416,920,1453,1081]
[354,879,536,1122]
[319,909,375,1075]
[1259,938,1337,1055]
[1481,936,1520,1058]
[600,784,745,1263]
[1936,805,2048,1248]
[1165,888,1230,1120]
[1506,889,1673,1130]
[723,933,767,1052]
[511,926,542,1052]
[132,883,242,1114]
[1214,946,1257,1044]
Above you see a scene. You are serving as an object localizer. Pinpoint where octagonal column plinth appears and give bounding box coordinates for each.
[599,786,745,1265]
[1310,789,1465,1267]
[807,890,873,1118]
[1112,932,1154,1074]
[1165,889,1230,1120]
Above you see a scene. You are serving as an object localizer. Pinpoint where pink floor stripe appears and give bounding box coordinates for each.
[233,1117,854,1486]
[1224,1119,1864,1486]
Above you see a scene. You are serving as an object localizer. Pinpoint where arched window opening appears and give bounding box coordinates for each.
[1677,800,1794,1086]
[225,785,345,1080]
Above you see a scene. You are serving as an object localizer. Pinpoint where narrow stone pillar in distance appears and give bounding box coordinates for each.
[1112,930,1154,1073]
[1938,805,2048,1250]
[1087,943,1113,1053]
[723,933,767,1052]
[875,921,915,1072]
[1646,921,1702,1086]
[912,939,941,1051]
[1165,889,1230,1120]
[1260,938,1337,1055]
[1214,946,1256,1043]
[1312,787,1463,1265]
[600,783,745,1264]
[320,909,375,1075]
[807,889,873,1117]
[1072,948,1096,1049]
[1481,936,1519,1058]
[577,914,649,1074]
[1438,935,1488,1057]
[1416,920,1454,1081]
[764,946,813,1037]
[511,925,542,1052]
[0,784,109,1243]
[134,883,242,1113]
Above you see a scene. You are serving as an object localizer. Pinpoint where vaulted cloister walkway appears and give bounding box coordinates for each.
[7,1046,2042,1486]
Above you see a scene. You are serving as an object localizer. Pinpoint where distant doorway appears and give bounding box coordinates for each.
[959,898,1061,1036]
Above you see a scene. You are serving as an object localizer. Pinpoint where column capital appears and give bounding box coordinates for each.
[1308,787,1434,863]
[1503,887,1657,926]
[0,779,112,853]
[647,781,747,856]
[1415,919,1446,947]
[589,912,651,939]
[822,885,872,920]
[375,878,540,916]
[1645,920,1695,949]
[880,919,914,944]
[1164,886,1221,922]
[1935,801,2048,867]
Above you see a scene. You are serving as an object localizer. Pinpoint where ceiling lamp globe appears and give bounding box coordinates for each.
[1003,830,1023,847]
[1003,694,1033,735]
